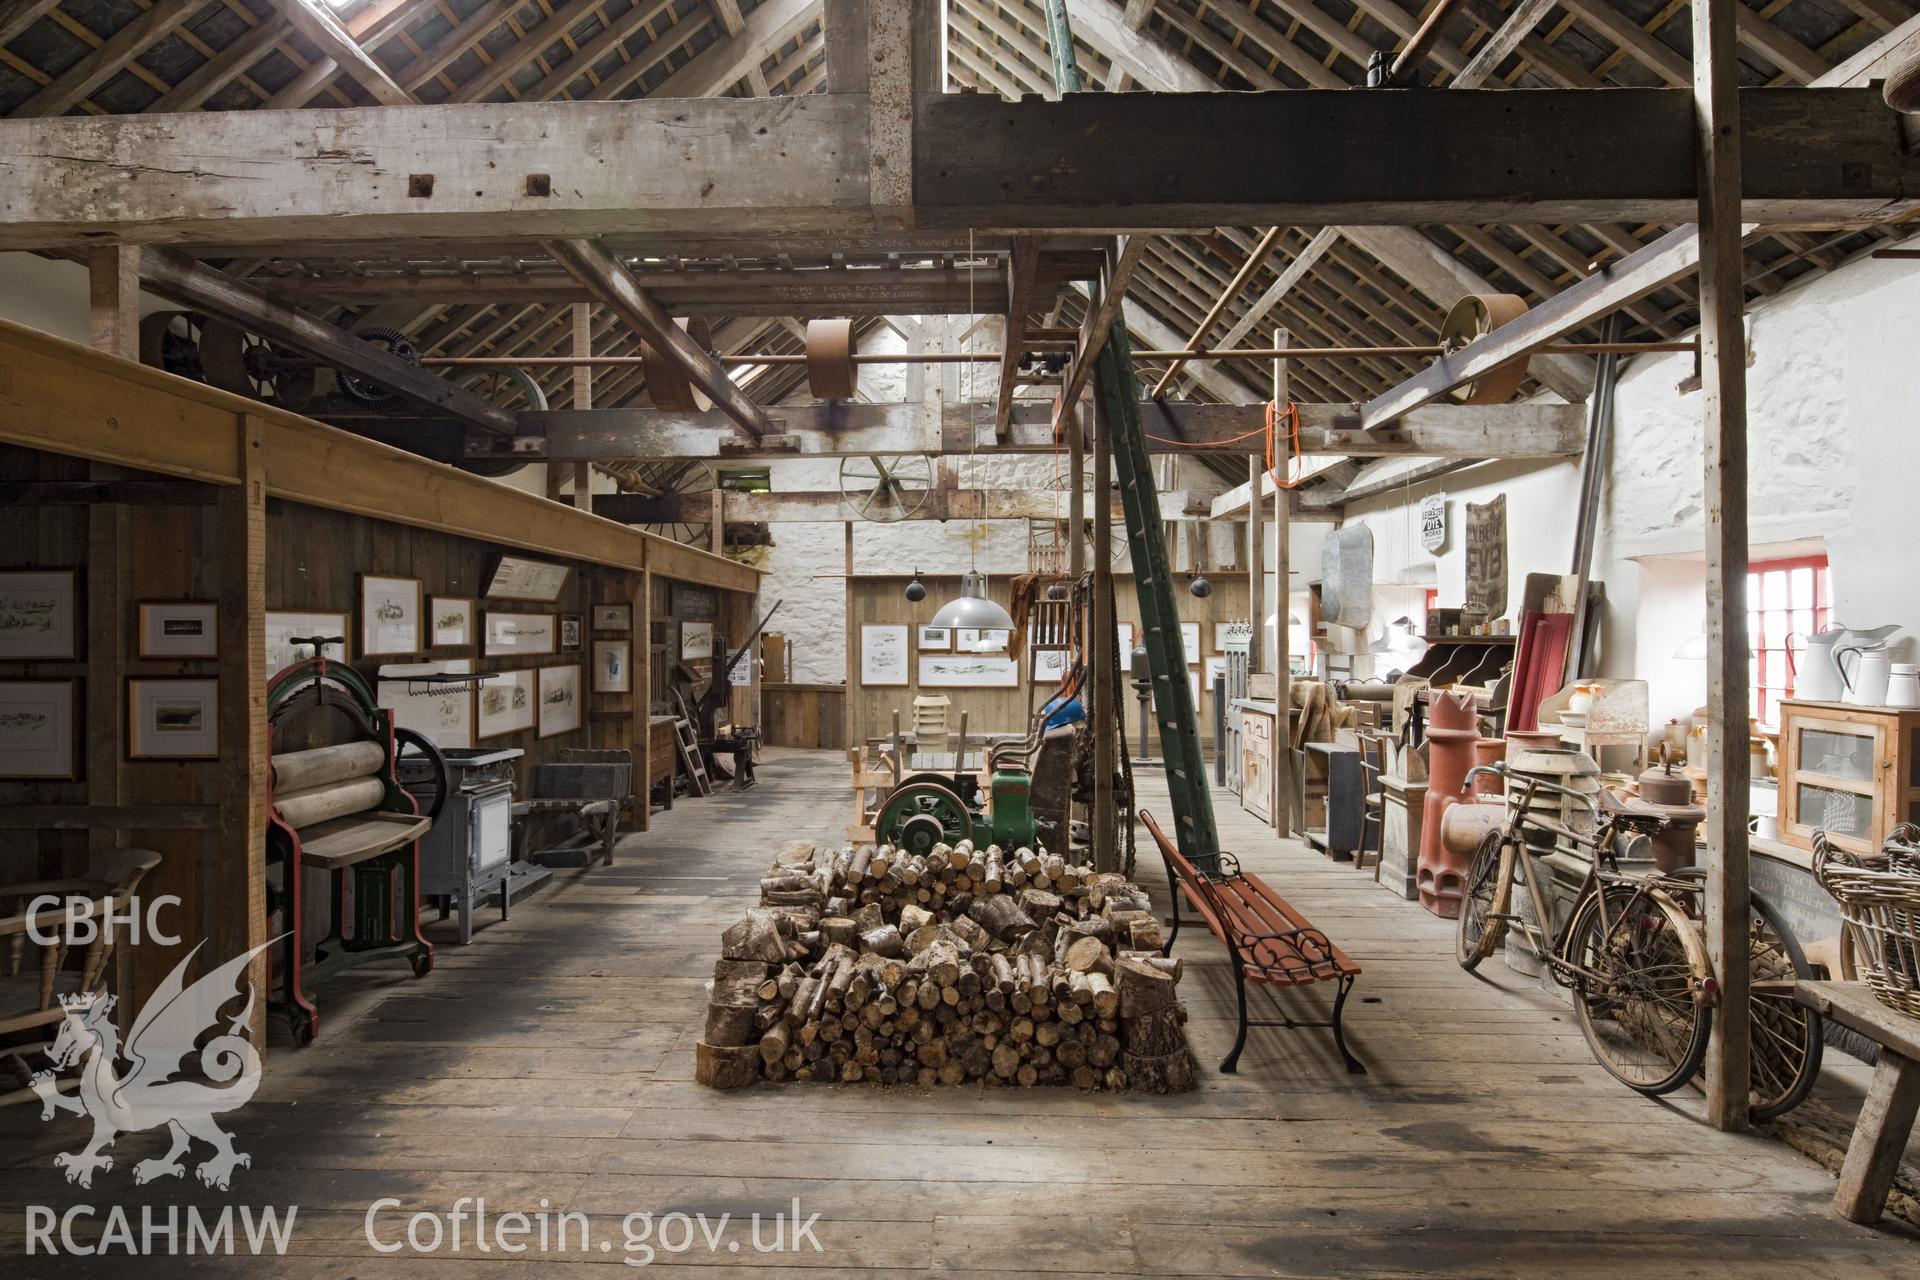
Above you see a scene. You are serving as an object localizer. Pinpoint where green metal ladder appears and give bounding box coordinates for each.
[1093,322,1223,875]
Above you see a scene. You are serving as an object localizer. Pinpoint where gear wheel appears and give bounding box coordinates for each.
[336,326,421,408]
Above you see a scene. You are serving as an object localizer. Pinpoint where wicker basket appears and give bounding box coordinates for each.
[1813,824,1920,1018]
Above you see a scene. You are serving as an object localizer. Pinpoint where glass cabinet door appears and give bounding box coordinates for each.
[1784,711,1885,852]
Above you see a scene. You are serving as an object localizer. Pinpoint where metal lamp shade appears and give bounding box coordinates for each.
[929,572,1015,631]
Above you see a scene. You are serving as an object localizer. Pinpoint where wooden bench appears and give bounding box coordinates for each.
[1794,980,1920,1225]
[1141,809,1365,1075]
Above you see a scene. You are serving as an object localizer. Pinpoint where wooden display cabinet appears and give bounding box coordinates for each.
[1777,700,1920,853]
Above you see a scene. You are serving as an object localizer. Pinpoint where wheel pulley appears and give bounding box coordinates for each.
[875,779,974,857]
[337,326,421,408]
[1438,293,1529,405]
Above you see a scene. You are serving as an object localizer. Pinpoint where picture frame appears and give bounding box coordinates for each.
[919,654,1019,688]
[956,628,1008,653]
[359,574,424,658]
[127,677,219,760]
[475,669,536,738]
[591,604,632,632]
[1032,647,1070,683]
[0,679,79,780]
[1116,621,1135,656]
[1180,622,1201,663]
[484,554,571,603]
[916,626,950,651]
[377,679,474,751]
[592,640,632,694]
[560,614,583,652]
[538,665,582,738]
[265,611,349,679]
[681,620,715,660]
[137,600,218,659]
[484,612,556,657]
[0,569,79,661]
[430,597,474,648]
[860,624,909,687]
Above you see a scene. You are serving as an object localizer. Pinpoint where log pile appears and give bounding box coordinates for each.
[695,839,1196,1092]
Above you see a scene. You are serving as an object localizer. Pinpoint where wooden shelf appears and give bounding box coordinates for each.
[1418,634,1516,645]
[296,812,429,871]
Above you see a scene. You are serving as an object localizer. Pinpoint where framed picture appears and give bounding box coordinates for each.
[359,575,423,657]
[860,624,909,687]
[484,554,571,603]
[1180,622,1201,662]
[0,679,78,780]
[0,570,79,661]
[1205,656,1228,694]
[484,612,556,657]
[1116,621,1135,656]
[137,601,217,659]
[681,620,714,660]
[560,615,583,652]
[430,597,474,648]
[538,665,582,738]
[956,628,1008,653]
[265,611,349,679]
[592,604,632,632]
[128,677,219,760]
[919,655,1019,688]
[592,640,632,693]
[1032,647,1070,683]
[378,680,474,751]
[916,626,950,651]
[475,669,536,738]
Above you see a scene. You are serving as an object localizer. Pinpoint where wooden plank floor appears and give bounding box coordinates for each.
[2,746,1915,1275]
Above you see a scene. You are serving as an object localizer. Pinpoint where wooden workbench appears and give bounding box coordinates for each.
[1794,980,1920,1224]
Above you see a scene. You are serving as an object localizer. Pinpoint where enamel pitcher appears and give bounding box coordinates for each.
[1795,627,1849,703]
[1838,624,1902,706]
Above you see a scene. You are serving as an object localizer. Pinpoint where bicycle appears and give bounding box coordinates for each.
[1454,763,1821,1119]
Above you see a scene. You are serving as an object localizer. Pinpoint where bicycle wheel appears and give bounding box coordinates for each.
[1455,829,1514,970]
[1566,886,1713,1097]
[1663,868,1823,1121]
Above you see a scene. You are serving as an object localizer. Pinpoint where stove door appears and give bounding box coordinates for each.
[472,787,514,872]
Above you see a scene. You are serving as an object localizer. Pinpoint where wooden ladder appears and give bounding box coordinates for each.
[673,716,712,797]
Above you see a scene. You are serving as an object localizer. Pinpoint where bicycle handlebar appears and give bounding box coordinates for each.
[1464,763,1600,814]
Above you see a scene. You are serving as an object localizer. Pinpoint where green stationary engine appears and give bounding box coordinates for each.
[874,759,1046,856]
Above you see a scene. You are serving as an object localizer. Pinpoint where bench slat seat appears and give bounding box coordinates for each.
[1143,809,1365,1075]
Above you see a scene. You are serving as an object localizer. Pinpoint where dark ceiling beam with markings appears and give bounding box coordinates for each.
[137,249,519,436]
[544,237,774,440]
[4,89,1917,250]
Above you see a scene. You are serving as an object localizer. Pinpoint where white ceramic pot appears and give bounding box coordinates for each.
[1840,646,1894,706]
[1888,664,1920,710]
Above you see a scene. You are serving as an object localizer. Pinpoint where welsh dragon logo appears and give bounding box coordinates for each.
[29,938,277,1190]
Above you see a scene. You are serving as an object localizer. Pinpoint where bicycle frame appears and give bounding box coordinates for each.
[1464,764,1707,997]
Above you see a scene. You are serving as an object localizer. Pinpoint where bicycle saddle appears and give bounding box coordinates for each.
[1598,789,1671,827]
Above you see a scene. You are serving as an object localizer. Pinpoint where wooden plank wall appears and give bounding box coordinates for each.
[762,684,850,749]
[268,500,645,783]
[847,573,1250,750]
[0,444,233,1013]
[647,571,757,726]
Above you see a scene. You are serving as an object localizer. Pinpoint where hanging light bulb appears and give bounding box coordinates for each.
[929,570,1015,631]
[1188,574,1212,599]
[904,570,927,603]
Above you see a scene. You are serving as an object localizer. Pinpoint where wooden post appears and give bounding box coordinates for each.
[88,245,141,360]
[1067,401,1086,580]
[843,522,857,750]
[571,302,593,511]
[1091,350,1117,871]
[1695,0,1752,1132]
[711,488,725,555]
[635,567,653,831]
[1272,328,1293,837]
[1247,456,1263,677]
[217,414,269,1038]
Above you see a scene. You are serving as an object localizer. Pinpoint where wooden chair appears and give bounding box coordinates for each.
[1355,731,1392,878]
[0,848,162,1107]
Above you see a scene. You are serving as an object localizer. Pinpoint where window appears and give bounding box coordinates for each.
[1749,555,1830,728]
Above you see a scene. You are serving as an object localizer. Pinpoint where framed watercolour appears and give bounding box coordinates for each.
[916,626,950,652]
[538,665,582,738]
[919,655,1019,688]
[591,604,632,632]
[860,624,909,687]
[681,620,715,660]
[359,575,423,657]
[378,680,474,751]
[485,612,556,657]
[476,669,536,738]
[137,601,217,658]
[1180,622,1201,663]
[0,679,78,780]
[484,555,571,603]
[592,641,632,694]
[1205,656,1228,694]
[430,597,474,648]
[560,615,583,652]
[1032,647,1070,683]
[265,611,349,679]
[0,570,78,661]
[128,677,219,760]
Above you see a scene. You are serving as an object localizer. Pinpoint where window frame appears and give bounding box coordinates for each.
[1747,553,1830,729]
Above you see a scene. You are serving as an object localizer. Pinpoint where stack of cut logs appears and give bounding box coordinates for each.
[696,839,1195,1092]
